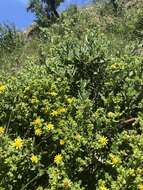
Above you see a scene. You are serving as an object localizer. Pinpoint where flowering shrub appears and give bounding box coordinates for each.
[0,53,143,190]
[0,3,143,190]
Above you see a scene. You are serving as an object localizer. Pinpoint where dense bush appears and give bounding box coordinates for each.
[0,1,143,190]
[0,24,24,52]
[0,24,26,71]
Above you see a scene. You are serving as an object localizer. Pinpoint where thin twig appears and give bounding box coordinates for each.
[20,175,39,190]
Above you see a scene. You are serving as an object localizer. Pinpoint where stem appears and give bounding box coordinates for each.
[20,175,39,190]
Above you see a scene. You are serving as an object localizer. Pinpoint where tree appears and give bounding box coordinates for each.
[27,0,64,26]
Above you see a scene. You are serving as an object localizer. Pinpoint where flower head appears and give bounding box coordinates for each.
[32,117,42,126]
[60,139,65,145]
[138,184,143,190]
[0,84,6,93]
[47,123,54,130]
[67,98,74,104]
[110,64,117,70]
[109,153,121,165]
[12,137,23,150]
[30,154,39,164]
[51,107,66,117]
[0,127,5,135]
[57,107,66,113]
[54,154,63,165]
[35,128,42,136]
[63,178,72,188]
[98,136,108,146]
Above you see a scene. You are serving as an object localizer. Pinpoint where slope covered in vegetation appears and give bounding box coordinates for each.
[0,1,143,190]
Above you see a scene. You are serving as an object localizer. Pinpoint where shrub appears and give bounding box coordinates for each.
[0,49,143,190]
[0,24,26,71]
[0,2,143,190]
[0,24,24,52]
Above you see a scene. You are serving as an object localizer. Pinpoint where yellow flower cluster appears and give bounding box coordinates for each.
[30,154,39,164]
[138,184,143,190]
[110,62,124,70]
[51,107,66,117]
[12,137,23,150]
[0,127,5,135]
[67,97,74,104]
[47,123,54,130]
[35,128,42,136]
[0,84,6,93]
[110,64,117,70]
[98,136,108,146]
[54,154,63,165]
[109,153,121,165]
[32,117,42,126]
[60,139,65,145]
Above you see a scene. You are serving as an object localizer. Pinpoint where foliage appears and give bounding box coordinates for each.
[27,0,64,26]
[0,24,24,52]
[0,1,143,189]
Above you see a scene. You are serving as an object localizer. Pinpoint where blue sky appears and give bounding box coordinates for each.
[0,0,90,30]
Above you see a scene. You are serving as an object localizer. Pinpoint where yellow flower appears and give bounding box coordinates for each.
[110,64,117,70]
[63,178,72,188]
[30,154,39,164]
[60,139,65,145]
[54,154,63,165]
[0,127,5,135]
[47,123,54,130]
[32,117,42,126]
[35,128,42,136]
[67,98,74,104]
[0,84,6,93]
[138,184,143,190]
[51,107,66,117]
[12,137,23,150]
[99,186,109,190]
[57,107,67,113]
[98,136,108,146]
[109,154,121,165]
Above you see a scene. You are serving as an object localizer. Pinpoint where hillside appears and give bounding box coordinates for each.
[0,1,143,190]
